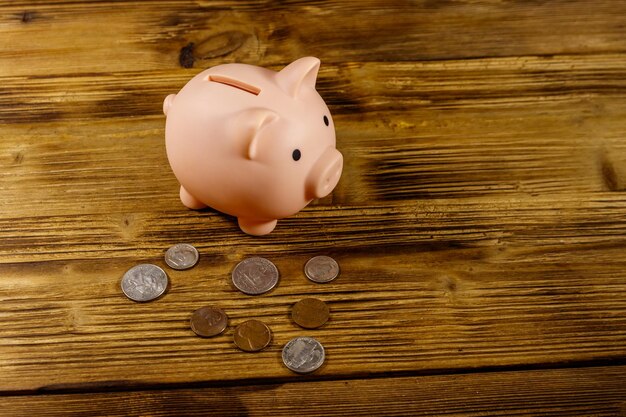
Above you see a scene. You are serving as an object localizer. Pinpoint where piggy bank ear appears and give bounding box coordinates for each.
[277,57,320,98]
[232,108,278,160]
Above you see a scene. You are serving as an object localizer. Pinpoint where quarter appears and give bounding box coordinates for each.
[165,243,199,270]
[291,298,330,329]
[282,336,325,374]
[121,264,169,302]
[233,320,272,352]
[190,306,228,337]
[304,256,340,283]
[231,257,279,295]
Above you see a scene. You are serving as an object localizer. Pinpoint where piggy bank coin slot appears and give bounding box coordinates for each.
[208,74,261,96]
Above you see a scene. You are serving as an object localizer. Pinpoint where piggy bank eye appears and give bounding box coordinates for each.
[292,149,301,161]
[323,115,329,126]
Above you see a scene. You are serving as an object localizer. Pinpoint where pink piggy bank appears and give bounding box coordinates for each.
[163,57,343,236]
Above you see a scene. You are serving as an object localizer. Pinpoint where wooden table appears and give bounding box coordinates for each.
[1,1,625,415]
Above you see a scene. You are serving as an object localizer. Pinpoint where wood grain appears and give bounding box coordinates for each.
[1,55,625,218]
[1,366,625,416]
[0,0,625,78]
[0,0,625,414]
[0,218,625,391]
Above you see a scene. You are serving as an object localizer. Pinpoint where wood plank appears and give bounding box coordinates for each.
[0,205,625,390]
[1,56,625,218]
[1,194,626,261]
[1,0,626,405]
[1,367,625,416]
[0,0,624,78]
[3,54,625,122]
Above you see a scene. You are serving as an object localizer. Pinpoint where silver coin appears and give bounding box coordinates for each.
[121,264,168,302]
[304,256,340,283]
[165,243,199,270]
[231,257,279,295]
[282,336,325,374]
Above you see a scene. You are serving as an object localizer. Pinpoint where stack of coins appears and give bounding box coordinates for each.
[120,247,340,375]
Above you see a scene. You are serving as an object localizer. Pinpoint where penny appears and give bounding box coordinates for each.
[190,306,228,337]
[165,243,199,270]
[233,320,272,352]
[304,256,340,283]
[291,298,330,329]
[231,257,279,295]
[121,264,168,302]
[282,336,325,374]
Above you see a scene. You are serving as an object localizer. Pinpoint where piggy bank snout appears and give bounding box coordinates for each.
[306,147,343,200]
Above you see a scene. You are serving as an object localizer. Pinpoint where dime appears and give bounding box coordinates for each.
[190,306,228,337]
[231,257,279,295]
[304,256,340,283]
[121,264,168,302]
[165,243,199,270]
[233,320,272,352]
[291,298,330,329]
[282,336,325,374]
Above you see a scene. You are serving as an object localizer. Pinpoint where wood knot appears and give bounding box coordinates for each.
[179,42,195,68]
[178,31,250,68]
[21,11,35,23]
[117,213,141,240]
[13,151,24,165]
[599,149,625,192]
[438,275,459,295]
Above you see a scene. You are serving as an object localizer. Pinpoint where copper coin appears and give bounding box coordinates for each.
[190,306,228,337]
[233,320,272,352]
[291,298,330,329]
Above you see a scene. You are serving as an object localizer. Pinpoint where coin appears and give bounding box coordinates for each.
[304,256,340,283]
[282,336,325,374]
[231,257,279,295]
[165,243,199,270]
[190,306,228,337]
[233,320,272,352]
[121,264,168,302]
[291,298,330,329]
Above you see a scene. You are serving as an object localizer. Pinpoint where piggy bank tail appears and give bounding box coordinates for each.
[163,94,176,115]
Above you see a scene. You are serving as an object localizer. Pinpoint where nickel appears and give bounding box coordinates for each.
[234,320,272,352]
[232,257,279,295]
[165,243,199,270]
[304,256,339,283]
[190,306,228,337]
[282,336,325,374]
[121,264,168,302]
[291,298,330,329]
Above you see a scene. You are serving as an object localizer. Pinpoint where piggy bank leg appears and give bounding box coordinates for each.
[179,186,207,210]
[238,218,278,236]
